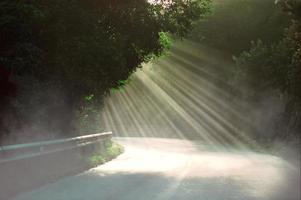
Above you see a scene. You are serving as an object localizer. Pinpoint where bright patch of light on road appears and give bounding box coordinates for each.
[93,138,300,200]
[14,138,300,200]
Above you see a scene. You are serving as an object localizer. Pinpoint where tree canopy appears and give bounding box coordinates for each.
[0,0,211,143]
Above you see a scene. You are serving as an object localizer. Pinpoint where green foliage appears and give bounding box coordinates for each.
[235,2,301,100]
[110,78,132,93]
[88,154,106,166]
[0,0,211,92]
[87,142,124,167]
[0,0,211,142]
[84,94,94,102]
[158,31,174,57]
[234,0,301,141]
[159,32,173,49]
[106,142,125,158]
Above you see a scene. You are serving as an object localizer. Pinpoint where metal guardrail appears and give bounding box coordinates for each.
[0,132,114,199]
[0,132,112,163]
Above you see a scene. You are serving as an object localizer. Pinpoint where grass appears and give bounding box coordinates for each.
[87,142,124,167]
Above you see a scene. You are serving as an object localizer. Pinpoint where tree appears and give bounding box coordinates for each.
[234,0,301,142]
[0,0,211,143]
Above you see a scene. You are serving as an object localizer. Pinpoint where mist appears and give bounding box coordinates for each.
[100,40,293,148]
[99,0,300,154]
[1,0,300,199]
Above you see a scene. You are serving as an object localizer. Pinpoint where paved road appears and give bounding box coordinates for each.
[15,138,300,200]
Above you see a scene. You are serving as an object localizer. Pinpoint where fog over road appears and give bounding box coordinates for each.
[15,138,300,200]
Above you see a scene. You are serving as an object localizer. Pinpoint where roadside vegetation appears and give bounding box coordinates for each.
[88,141,124,167]
[234,0,300,145]
[189,0,300,146]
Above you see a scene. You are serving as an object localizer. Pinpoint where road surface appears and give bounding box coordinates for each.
[15,138,300,200]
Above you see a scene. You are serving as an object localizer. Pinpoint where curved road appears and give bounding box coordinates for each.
[15,138,300,200]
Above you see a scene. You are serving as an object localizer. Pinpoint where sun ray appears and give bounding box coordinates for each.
[101,39,262,149]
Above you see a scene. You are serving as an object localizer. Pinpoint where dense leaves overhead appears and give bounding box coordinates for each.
[0,0,211,142]
[0,0,210,97]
